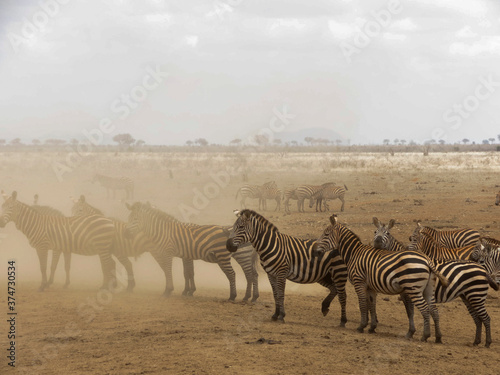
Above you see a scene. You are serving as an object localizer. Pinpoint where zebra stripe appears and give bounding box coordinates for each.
[93,174,134,199]
[295,182,335,212]
[313,214,448,342]
[282,187,298,213]
[1,191,116,291]
[226,209,347,325]
[373,218,498,347]
[259,187,282,211]
[235,181,277,210]
[31,194,71,288]
[126,202,259,301]
[309,184,348,212]
[409,230,480,261]
[413,222,480,248]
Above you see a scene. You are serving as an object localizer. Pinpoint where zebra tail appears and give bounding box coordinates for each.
[486,273,499,291]
[344,184,348,191]
[235,188,241,200]
[431,266,450,287]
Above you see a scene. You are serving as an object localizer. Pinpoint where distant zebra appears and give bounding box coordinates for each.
[313,214,448,342]
[126,202,259,301]
[93,174,134,199]
[259,187,282,211]
[295,182,335,212]
[412,222,480,249]
[235,181,276,210]
[410,227,481,261]
[226,209,347,325]
[31,194,71,288]
[496,191,499,206]
[0,191,116,291]
[309,184,348,212]
[373,218,498,347]
[282,187,298,213]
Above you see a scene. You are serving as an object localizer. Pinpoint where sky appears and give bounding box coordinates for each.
[0,0,499,146]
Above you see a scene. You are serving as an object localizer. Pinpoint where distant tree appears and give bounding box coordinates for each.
[254,134,269,146]
[291,140,298,146]
[438,139,446,145]
[45,139,66,146]
[273,139,282,145]
[383,139,390,145]
[409,140,417,146]
[400,139,406,145]
[462,138,470,145]
[482,139,490,145]
[488,138,495,144]
[335,139,342,146]
[304,137,313,146]
[10,138,22,146]
[113,133,135,148]
[498,134,500,142]
[230,138,242,146]
[70,138,79,146]
[135,139,145,147]
[186,140,193,146]
[393,138,399,145]
[194,138,208,146]
[32,139,41,145]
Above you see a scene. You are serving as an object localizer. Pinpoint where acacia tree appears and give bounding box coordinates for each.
[113,133,135,149]
[194,138,208,146]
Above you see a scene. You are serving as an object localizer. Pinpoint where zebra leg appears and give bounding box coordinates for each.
[232,255,253,302]
[353,281,369,333]
[407,293,431,342]
[47,250,62,286]
[340,196,345,212]
[317,275,348,327]
[217,260,237,301]
[182,259,196,296]
[63,252,71,288]
[367,289,378,333]
[460,295,488,347]
[36,249,49,292]
[99,253,117,290]
[268,273,286,322]
[116,255,135,292]
[400,293,416,339]
[150,250,174,297]
[267,273,281,321]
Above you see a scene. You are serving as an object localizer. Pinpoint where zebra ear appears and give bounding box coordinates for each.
[388,219,395,230]
[417,222,422,229]
[233,209,240,216]
[329,214,337,226]
[372,217,380,228]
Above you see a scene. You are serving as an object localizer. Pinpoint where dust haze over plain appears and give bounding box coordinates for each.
[0,0,499,145]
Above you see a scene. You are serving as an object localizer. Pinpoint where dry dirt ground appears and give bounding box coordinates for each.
[1,151,499,375]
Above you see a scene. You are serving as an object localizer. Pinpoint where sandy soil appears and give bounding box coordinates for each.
[1,151,499,375]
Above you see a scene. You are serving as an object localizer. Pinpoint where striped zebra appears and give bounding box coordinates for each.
[226,209,348,325]
[312,214,448,342]
[31,194,71,288]
[478,237,500,283]
[481,236,500,249]
[309,184,348,212]
[93,174,134,199]
[235,181,277,210]
[373,218,499,347]
[282,187,298,213]
[0,191,116,291]
[125,202,259,301]
[412,222,480,248]
[496,191,499,206]
[409,226,481,261]
[295,182,335,212]
[259,187,282,211]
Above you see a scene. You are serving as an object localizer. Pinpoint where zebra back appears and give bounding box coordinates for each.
[414,223,480,248]
[409,231,479,261]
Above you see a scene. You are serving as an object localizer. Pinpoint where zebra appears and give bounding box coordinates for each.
[30,194,72,288]
[295,182,335,212]
[226,209,348,325]
[0,191,116,291]
[92,174,134,199]
[309,184,348,212]
[125,202,259,301]
[235,181,276,210]
[478,237,500,283]
[312,214,449,342]
[496,191,499,206]
[282,187,298,213]
[409,227,481,261]
[412,222,480,249]
[259,187,282,211]
[373,217,499,347]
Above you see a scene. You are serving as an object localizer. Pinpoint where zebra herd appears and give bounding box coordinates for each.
[236,180,348,213]
[227,210,500,347]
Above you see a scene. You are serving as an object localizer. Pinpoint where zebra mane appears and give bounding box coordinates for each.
[135,202,180,223]
[240,209,279,232]
[335,221,362,244]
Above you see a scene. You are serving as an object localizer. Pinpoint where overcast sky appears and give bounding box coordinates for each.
[0,0,499,145]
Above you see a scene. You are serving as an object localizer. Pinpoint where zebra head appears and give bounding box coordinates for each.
[226,209,254,253]
[496,191,499,206]
[372,217,395,249]
[312,214,339,257]
[0,191,19,228]
[476,240,500,284]
[409,222,423,243]
[125,202,147,237]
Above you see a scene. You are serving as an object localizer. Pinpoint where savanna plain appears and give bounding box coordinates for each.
[1,150,499,375]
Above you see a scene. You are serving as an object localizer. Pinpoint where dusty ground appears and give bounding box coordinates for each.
[1,151,499,375]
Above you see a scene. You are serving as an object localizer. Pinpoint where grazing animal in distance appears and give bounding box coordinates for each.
[309,184,348,212]
[92,174,134,199]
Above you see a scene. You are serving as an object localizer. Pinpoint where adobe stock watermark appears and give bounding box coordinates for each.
[51,64,169,182]
[340,0,402,64]
[431,74,500,143]
[7,0,71,54]
[177,105,296,222]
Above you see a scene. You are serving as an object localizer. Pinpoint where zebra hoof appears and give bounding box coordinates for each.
[271,315,278,321]
[356,327,364,333]
[435,337,442,344]
[368,327,376,334]
[322,308,330,317]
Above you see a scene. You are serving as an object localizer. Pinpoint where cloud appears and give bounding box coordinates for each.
[449,36,500,56]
